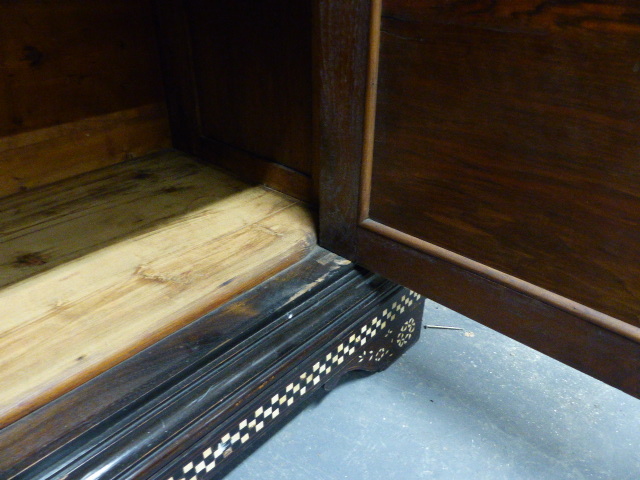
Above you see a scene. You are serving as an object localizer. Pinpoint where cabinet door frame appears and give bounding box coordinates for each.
[314,0,639,397]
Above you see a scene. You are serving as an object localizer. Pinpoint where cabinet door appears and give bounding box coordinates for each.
[316,0,640,397]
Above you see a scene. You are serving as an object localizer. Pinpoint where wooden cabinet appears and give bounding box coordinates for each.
[0,2,422,478]
[0,1,638,478]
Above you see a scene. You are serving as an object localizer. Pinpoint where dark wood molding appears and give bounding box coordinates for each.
[152,282,422,480]
[0,248,424,479]
[358,0,382,223]
[361,219,640,344]
[196,138,314,203]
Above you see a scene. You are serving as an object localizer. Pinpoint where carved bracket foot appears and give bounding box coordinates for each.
[323,290,423,391]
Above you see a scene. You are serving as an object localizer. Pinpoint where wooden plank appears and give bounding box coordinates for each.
[0,152,315,427]
[368,0,640,326]
[0,150,245,288]
[0,104,171,198]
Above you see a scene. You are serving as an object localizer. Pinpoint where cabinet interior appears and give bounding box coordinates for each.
[0,0,314,427]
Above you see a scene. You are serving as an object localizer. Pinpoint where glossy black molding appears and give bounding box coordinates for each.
[154,281,422,480]
[0,248,423,479]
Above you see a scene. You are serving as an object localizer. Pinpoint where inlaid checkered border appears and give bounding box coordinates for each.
[164,290,422,480]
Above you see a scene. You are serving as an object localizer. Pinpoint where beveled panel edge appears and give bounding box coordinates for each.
[358,0,382,224]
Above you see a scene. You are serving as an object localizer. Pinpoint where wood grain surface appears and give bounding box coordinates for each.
[155,0,314,201]
[1,150,239,288]
[0,0,170,197]
[0,0,165,137]
[0,104,170,198]
[315,0,640,396]
[0,151,315,428]
[369,0,640,327]
[315,0,373,255]
[0,249,351,478]
[186,0,312,176]
[357,228,640,397]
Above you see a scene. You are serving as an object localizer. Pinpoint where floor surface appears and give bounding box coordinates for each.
[226,299,640,479]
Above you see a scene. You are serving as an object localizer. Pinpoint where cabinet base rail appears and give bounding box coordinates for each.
[1,248,424,480]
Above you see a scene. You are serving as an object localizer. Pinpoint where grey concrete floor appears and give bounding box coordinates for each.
[226,300,640,479]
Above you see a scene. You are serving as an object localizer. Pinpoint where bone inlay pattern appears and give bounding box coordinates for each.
[163,289,423,480]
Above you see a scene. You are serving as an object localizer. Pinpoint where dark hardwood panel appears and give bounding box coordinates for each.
[315,0,640,395]
[186,0,312,176]
[382,0,640,34]
[0,0,165,137]
[369,0,640,326]
[156,0,314,199]
[154,0,202,152]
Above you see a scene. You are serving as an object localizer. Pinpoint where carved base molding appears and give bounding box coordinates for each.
[1,249,423,480]
[157,289,423,480]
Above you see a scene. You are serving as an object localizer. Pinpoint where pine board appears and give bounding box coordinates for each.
[0,151,315,427]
